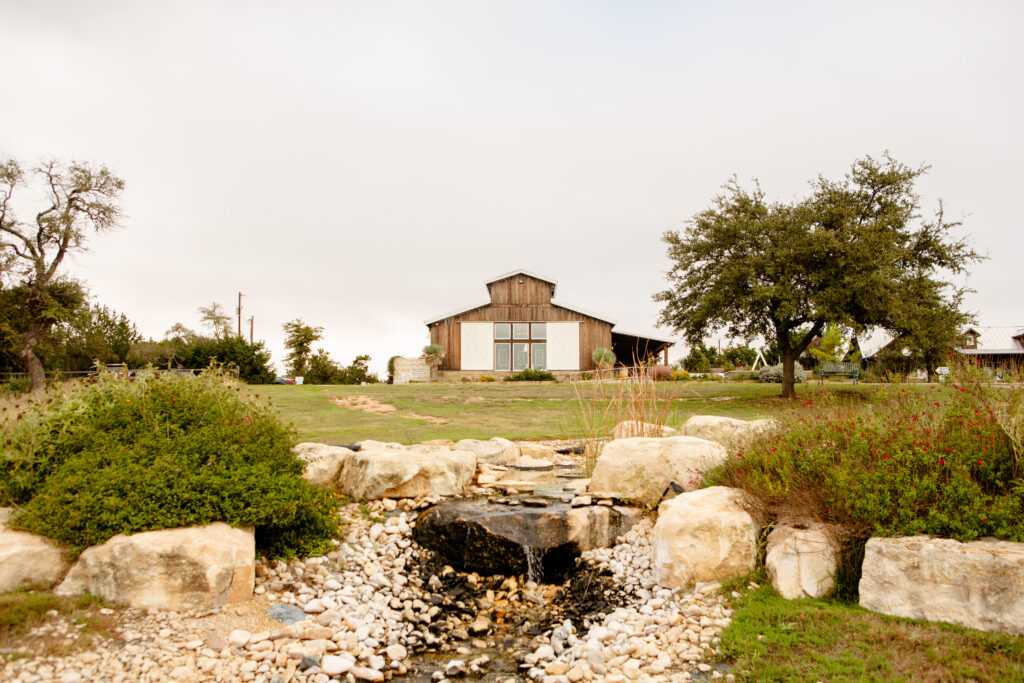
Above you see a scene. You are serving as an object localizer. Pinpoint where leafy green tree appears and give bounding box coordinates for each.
[809,323,847,365]
[198,302,232,339]
[655,153,981,398]
[0,159,124,391]
[305,350,380,385]
[282,319,323,377]
[681,344,711,372]
[43,302,142,371]
[178,336,275,384]
[722,344,757,369]
[423,344,445,381]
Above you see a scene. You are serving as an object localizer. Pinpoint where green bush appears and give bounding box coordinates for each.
[505,368,557,382]
[758,363,806,383]
[1,370,340,557]
[178,336,276,384]
[706,372,1024,545]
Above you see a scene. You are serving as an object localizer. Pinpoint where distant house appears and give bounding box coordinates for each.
[956,326,1024,370]
[424,270,673,378]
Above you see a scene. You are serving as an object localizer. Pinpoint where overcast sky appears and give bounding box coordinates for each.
[3,1,1022,375]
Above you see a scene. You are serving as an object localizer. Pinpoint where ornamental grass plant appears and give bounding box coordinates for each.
[0,369,341,558]
[706,361,1024,546]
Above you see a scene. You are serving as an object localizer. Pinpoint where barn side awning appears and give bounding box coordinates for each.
[611,330,675,365]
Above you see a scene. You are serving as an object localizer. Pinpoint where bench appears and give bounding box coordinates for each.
[817,361,860,384]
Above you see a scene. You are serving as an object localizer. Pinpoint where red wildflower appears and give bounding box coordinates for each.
[978,460,984,466]
[939,458,946,464]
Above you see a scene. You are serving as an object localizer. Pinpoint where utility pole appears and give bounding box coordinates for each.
[248,316,254,344]
[237,292,245,337]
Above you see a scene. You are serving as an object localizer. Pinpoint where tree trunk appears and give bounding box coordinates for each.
[780,351,797,399]
[18,324,47,393]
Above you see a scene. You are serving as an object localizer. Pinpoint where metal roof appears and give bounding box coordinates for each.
[957,326,1024,354]
[485,269,558,290]
[611,329,677,347]
[424,299,616,326]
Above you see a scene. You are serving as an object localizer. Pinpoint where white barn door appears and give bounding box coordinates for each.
[460,322,493,371]
[547,322,580,370]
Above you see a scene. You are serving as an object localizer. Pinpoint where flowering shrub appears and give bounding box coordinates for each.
[706,366,1024,545]
[758,363,807,383]
[1,370,340,557]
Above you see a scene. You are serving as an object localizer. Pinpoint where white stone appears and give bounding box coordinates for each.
[512,455,554,470]
[860,535,1024,635]
[385,643,407,661]
[55,523,254,611]
[294,443,354,487]
[322,655,354,675]
[228,629,252,647]
[683,415,778,444]
[0,529,69,592]
[765,522,840,599]
[338,445,476,499]
[611,421,677,440]
[587,436,729,505]
[652,487,757,589]
[455,438,518,465]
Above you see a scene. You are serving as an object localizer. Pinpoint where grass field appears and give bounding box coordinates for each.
[256,380,872,444]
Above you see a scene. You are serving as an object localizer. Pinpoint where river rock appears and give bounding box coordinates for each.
[652,486,757,588]
[414,499,642,581]
[587,436,728,505]
[611,421,677,440]
[56,522,255,610]
[338,444,476,499]
[765,522,840,599]
[294,442,354,487]
[456,438,519,464]
[0,528,70,592]
[860,536,1024,634]
[512,455,554,470]
[683,415,778,444]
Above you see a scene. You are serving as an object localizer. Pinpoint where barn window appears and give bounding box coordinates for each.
[513,323,530,340]
[531,343,547,370]
[495,323,511,340]
[532,323,546,340]
[495,343,511,371]
[513,343,529,371]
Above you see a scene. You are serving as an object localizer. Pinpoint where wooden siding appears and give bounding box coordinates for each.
[486,275,555,305]
[429,304,612,371]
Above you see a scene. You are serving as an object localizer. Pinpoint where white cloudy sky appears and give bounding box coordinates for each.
[3,1,1021,375]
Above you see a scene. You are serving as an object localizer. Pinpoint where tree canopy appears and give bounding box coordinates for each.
[0,159,124,391]
[655,153,981,398]
[282,319,323,377]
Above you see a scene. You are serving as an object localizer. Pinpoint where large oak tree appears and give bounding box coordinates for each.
[0,159,125,391]
[655,154,980,398]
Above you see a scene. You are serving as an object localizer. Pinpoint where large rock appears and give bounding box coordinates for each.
[765,522,840,599]
[414,499,643,582]
[611,421,677,440]
[859,536,1024,635]
[587,436,728,505]
[683,415,777,444]
[455,438,519,465]
[55,523,254,611]
[340,444,476,499]
[0,529,69,592]
[294,443,354,487]
[652,487,757,589]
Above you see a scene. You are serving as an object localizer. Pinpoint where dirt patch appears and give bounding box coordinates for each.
[333,396,448,425]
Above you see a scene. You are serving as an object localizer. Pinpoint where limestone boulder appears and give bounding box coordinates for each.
[683,415,778,444]
[339,445,476,499]
[518,442,557,460]
[294,443,354,487]
[55,523,254,611]
[765,522,840,599]
[652,487,757,589]
[455,438,519,465]
[612,421,677,440]
[587,436,728,505]
[0,529,69,592]
[859,536,1024,635]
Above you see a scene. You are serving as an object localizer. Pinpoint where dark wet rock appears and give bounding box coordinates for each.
[267,602,308,625]
[413,499,643,582]
[298,655,320,671]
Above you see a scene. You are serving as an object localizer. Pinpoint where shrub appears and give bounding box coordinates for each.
[759,363,806,383]
[650,365,674,382]
[1,370,339,557]
[505,368,556,382]
[305,352,381,385]
[178,336,276,384]
[479,375,496,382]
[672,370,691,381]
[591,348,616,368]
[704,368,1024,595]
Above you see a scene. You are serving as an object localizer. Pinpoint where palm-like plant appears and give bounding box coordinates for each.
[592,347,616,378]
[422,344,446,381]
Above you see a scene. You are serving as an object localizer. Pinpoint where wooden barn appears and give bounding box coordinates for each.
[425,270,673,378]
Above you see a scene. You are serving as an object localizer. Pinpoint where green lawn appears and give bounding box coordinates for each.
[720,584,1024,682]
[256,380,872,444]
